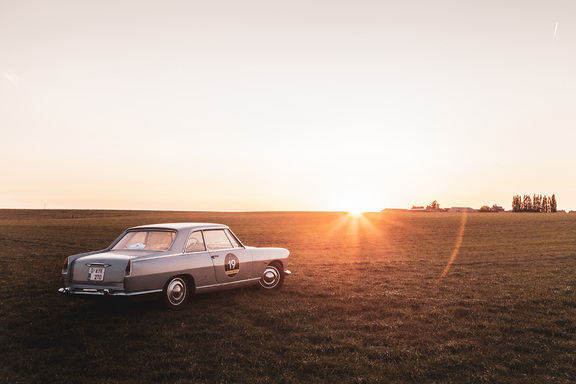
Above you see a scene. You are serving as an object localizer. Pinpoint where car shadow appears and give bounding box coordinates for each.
[61,285,262,317]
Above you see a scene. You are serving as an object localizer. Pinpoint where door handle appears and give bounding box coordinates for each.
[211,255,219,259]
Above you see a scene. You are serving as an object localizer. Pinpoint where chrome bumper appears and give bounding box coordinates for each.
[59,287,162,297]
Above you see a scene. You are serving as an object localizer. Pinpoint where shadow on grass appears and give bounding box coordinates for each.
[59,284,267,318]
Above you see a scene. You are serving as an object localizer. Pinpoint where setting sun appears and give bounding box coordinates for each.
[329,188,382,214]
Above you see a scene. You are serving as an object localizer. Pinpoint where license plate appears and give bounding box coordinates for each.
[88,267,105,281]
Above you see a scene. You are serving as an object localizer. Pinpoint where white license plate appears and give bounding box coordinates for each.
[88,267,105,281]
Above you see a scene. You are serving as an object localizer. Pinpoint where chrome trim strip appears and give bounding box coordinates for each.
[116,289,163,296]
[196,277,260,291]
[58,287,162,296]
[135,253,183,262]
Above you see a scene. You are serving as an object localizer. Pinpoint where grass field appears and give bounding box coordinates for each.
[1,209,575,383]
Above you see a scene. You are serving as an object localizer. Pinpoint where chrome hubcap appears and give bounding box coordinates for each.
[259,266,280,289]
[167,278,186,305]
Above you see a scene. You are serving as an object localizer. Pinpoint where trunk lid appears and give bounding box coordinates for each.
[70,251,147,284]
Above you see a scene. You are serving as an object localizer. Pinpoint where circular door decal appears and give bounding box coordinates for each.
[224,253,240,277]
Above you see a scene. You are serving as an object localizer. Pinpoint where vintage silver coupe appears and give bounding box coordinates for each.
[59,223,290,308]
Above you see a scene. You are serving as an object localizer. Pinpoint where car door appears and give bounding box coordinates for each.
[203,229,253,284]
[182,230,217,287]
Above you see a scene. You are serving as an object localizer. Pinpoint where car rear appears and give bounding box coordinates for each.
[60,252,136,296]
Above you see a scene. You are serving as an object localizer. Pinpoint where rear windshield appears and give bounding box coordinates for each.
[112,230,176,251]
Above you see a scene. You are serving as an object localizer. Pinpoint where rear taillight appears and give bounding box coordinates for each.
[124,259,132,277]
[62,257,69,274]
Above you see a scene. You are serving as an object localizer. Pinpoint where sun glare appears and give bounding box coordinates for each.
[330,189,381,214]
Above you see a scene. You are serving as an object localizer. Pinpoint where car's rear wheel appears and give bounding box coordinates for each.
[258,262,284,290]
[161,276,190,308]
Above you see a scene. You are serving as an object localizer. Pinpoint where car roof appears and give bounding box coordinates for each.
[128,223,228,231]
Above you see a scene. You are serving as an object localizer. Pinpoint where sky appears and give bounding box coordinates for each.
[1,0,575,212]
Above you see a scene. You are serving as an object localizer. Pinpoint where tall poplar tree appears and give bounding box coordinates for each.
[523,195,532,212]
[542,195,549,213]
[512,195,522,212]
[551,194,557,212]
[533,194,541,212]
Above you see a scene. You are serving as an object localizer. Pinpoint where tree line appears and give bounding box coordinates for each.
[512,194,557,212]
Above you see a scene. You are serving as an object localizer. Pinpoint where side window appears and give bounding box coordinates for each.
[185,231,206,253]
[204,230,233,251]
[147,231,176,251]
[225,229,242,248]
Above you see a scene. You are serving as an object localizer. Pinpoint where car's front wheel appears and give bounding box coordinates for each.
[258,262,284,290]
[160,276,190,308]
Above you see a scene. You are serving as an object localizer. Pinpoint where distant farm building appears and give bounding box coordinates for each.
[446,207,476,213]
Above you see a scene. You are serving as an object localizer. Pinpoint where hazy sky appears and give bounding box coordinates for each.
[1,0,575,212]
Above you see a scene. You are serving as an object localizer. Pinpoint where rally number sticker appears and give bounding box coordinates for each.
[224,253,240,277]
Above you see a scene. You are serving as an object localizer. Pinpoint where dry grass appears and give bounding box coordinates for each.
[1,210,575,383]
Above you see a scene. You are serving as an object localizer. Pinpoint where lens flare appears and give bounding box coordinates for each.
[438,212,468,282]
